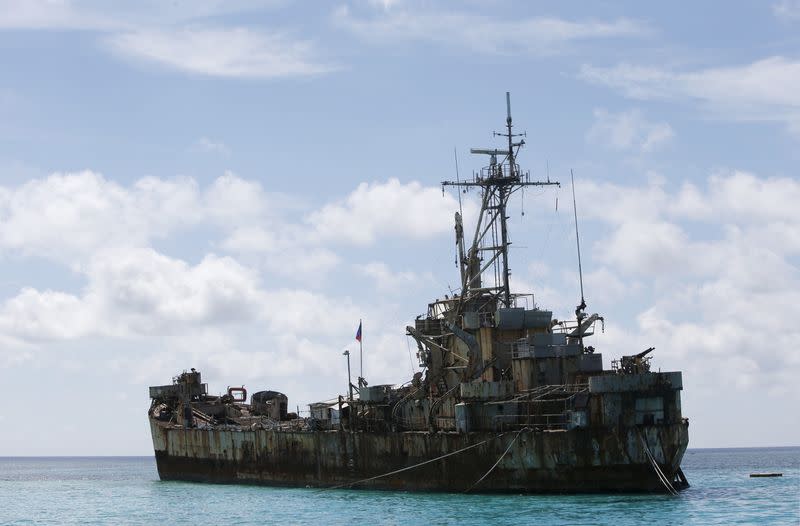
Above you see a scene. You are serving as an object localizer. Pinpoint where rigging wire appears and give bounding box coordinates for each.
[321,434,504,491]
[570,169,585,303]
[405,335,416,377]
[534,184,561,267]
[464,427,528,493]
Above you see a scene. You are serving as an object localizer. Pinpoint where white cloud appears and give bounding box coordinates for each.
[507,169,799,415]
[583,266,635,304]
[573,171,800,286]
[0,0,118,30]
[0,171,469,290]
[0,170,447,419]
[1,166,797,447]
[579,57,800,137]
[575,176,669,224]
[0,288,91,341]
[107,27,335,78]
[773,0,800,20]
[354,261,426,293]
[0,171,309,267]
[587,108,674,152]
[0,171,201,265]
[689,171,800,227]
[0,248,265,342]
[90,248,265,330]
[333,6,650,55]
[220,225,341,279]
[598,220,690,275]
[218,179,466,278]
[581,172,799,395]
[0,1,330,79]
[0,172,467,351]
[262,288,362,337]
[577,170,800,231]
[307,178,470,245]
[0,0,283,30]
[205,172,271,225]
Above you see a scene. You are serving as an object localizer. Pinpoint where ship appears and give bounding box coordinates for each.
[148,93,690,493]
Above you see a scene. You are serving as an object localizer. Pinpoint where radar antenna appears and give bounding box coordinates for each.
[442,92,559,308]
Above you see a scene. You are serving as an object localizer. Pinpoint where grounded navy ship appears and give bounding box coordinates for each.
[148,94,689,493]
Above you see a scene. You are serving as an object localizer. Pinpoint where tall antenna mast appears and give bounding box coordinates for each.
[506,92,515,176]
[570,169,585,304]
[442,92,559,308]
[496,92,514,304]
[454,147,463,217]
[570,169,588,349]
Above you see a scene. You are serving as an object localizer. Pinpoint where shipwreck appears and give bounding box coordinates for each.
[148,93,689,493]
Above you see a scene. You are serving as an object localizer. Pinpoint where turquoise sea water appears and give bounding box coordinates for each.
[0,448,798,525]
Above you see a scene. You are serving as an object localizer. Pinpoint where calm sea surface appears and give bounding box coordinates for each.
[0,448,798,525]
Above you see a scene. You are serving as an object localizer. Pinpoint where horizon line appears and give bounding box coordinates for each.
[2,445,799,458]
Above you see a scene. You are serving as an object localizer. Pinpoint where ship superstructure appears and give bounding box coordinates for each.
[148,94,689,493]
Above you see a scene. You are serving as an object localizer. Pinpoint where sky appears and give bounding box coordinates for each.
[0,0,798,455]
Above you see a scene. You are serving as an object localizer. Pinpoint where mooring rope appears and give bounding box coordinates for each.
[638,431,678,496]
[322,432,506,491]
[649,451,678,496]
[464,427,528,493]
[649,447,678,495]
[645,443,677,495]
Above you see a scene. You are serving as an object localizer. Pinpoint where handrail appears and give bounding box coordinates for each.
[428,383,461,430]
[390,387,421,428]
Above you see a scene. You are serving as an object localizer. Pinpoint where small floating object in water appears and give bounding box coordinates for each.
[750,473,782,477]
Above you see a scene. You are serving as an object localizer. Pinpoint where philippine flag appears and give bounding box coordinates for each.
[355,321,362,342]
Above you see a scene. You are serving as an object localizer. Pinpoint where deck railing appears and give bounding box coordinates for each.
[492,412,568,430]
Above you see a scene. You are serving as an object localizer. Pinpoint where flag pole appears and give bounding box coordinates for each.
[359,318,363,386]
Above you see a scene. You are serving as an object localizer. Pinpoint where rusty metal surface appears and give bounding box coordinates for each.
[146,97,691,494]
[589,372,683,393]
[151,418,688,492]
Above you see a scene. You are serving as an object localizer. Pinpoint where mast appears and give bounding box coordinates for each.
[571,170,585,305]
[442,92,559,307]
[570,169,588,349]
[358,318,364,388]
[497,92,514,305]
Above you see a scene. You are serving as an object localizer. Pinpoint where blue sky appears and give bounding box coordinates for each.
[0,0,798,454]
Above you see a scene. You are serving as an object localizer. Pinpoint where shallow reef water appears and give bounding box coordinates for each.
[0,447,798,525]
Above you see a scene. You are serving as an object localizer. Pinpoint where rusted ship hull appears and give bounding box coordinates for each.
[147,96,691,494]
[150,419,689,492]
